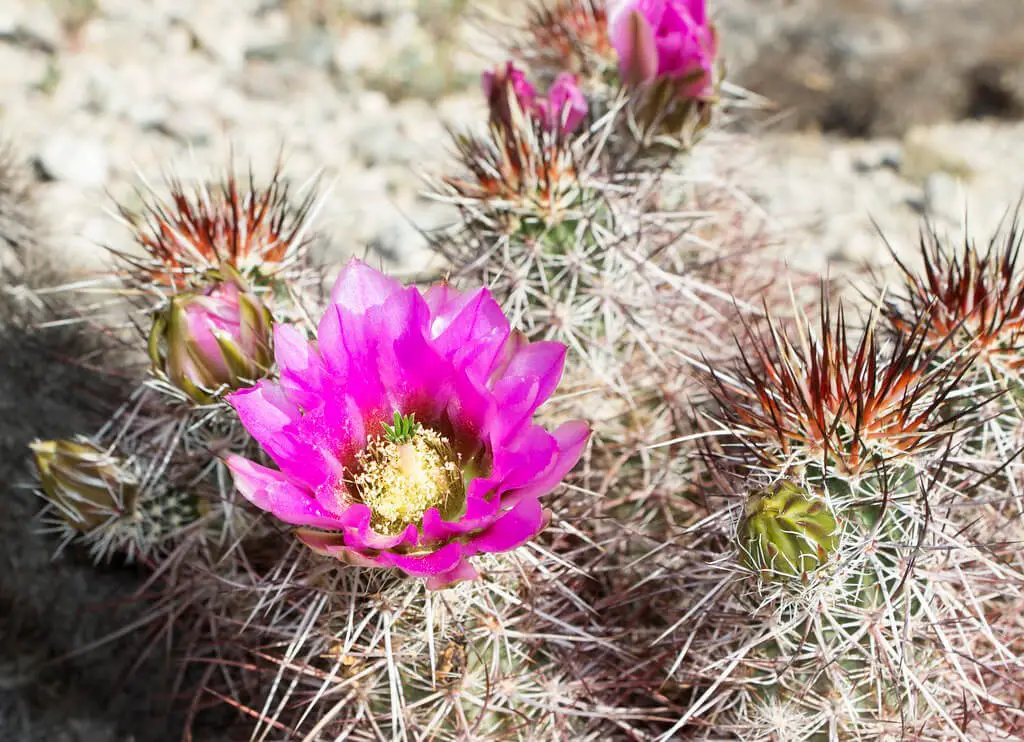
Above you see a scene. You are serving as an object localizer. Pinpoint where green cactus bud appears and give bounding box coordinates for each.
[138,489,208,540]
[738,481,840,581]
[148,272,273,404]
[30,439,139,531]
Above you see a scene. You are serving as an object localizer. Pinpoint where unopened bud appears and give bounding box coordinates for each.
[739,481,840,581]
[148,274,273,404]
[30,439,139,531]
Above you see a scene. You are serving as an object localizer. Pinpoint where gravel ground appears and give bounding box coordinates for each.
[1,1,1023,740]
[0,0,1021,281]
[717,0,1024,136]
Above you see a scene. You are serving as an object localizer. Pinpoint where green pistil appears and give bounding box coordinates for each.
[383,411,420,444]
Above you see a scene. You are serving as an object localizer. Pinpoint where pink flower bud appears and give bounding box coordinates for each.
[609,0,717,99]
[482,62,541,131]
[482,62,589,135]
[149,277,274,404]
[543,73,588,134]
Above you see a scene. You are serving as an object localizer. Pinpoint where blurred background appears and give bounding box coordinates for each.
[1,1,1022,740]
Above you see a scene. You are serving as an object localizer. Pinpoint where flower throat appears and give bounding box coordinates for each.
[354,413,465,535]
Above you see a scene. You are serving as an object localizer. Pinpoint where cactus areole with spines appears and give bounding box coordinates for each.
[739,481,840,581]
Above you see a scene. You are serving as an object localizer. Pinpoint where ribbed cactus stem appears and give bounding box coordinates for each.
[739,481,840,581]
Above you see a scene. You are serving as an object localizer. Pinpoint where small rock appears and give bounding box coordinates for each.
[332,25,382,77]
[852,141,903,172]
[156,107,219,146]
[899,127,974,184]
[351,114,414,167]
[35,135,109,187]
[922,172,964,223]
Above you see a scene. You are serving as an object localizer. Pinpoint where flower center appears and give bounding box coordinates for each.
[354,415,466,535]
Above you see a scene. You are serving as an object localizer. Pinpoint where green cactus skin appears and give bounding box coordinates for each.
[739,481,840,581]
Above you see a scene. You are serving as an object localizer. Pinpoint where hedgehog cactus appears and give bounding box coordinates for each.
[16,5,1024,742]
[659,286,1024,740]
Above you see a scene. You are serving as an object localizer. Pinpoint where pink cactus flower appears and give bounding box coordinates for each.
[482,62,588,135]
[225,259,589,589]
[609,0,717,99]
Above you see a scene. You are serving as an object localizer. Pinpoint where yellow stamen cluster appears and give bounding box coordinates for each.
[354,428,464,535]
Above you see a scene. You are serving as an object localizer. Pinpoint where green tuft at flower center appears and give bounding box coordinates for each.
[354,423,466,535]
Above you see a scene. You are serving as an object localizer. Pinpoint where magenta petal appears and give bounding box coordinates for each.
[386,542,464,577]
[226,455,344,529]
[274,324,326,408]
[683,0,706,25]
[491,341,566,435]
[314,392,367,466]
[424,286,511,380]
[228,382,301,463]
[315,303,388,412]
[332,503,416,551]
[486,330,528,385]
[231,382,348,491]
[328,258,405,312]
[468,498,548,555]
[505,420,590,503]
[420,495,500,541]
[444,371,499,453]
[485,426,558,489]
[184,304,231,377]
[318,288,446,423]
[425,560,480,590]
[547,74,588,134]
[494,340,566,391]
[613,8,660,85]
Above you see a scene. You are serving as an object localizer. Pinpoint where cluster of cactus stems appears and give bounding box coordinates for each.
[7,1,1024,740]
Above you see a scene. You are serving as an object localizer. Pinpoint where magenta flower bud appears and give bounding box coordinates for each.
[482,61,541,131]
[149,277,274,404]
[609,0,717,99]
[225,260,589,589]
[483,62,589,135]
[542,73,588,134]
